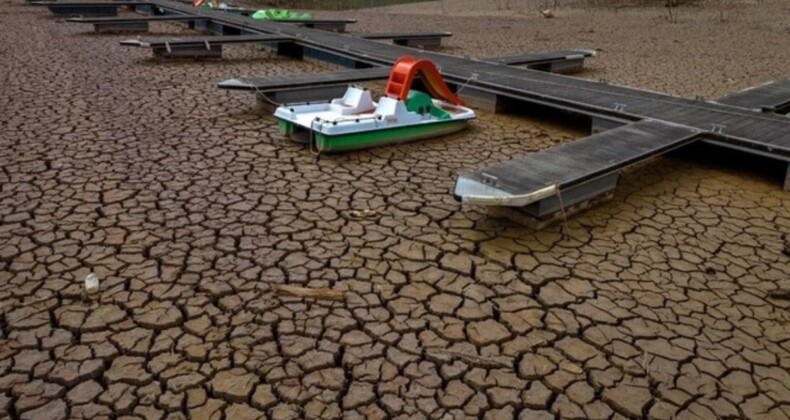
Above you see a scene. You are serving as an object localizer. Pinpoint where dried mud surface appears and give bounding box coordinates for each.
[1,1,790,419]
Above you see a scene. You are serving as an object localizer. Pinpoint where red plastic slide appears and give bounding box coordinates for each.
[384,56,466,106]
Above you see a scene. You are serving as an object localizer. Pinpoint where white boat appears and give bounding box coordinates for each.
[273,55,476,153]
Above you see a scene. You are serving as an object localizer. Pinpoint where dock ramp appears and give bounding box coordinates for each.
[454,120,700,220]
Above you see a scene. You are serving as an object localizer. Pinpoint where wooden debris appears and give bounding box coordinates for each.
[768,289,790,300]
[561,363,584,374]
[427,349,512,369]
[57,217,94,224]
[275,284,344,301]
[348,209,378,220]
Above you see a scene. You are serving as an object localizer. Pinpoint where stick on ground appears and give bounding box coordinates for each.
[276,284,345,301]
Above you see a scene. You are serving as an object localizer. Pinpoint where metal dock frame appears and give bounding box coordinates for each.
[120,34,294,58]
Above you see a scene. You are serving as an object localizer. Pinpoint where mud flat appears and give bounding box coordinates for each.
[0,0,789,419]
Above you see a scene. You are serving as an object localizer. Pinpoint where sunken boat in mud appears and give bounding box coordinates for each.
[274,56,476,153]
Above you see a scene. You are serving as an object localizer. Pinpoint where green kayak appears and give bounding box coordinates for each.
[251,9,312,20]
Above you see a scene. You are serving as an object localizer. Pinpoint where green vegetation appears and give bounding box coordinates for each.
[257,0,433,11]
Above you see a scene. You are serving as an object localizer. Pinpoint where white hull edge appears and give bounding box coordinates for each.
[454,176,559,207]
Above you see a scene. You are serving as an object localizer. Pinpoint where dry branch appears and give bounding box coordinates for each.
[275,284,345,301]
[426,349,512,369]
[768,289,790,300]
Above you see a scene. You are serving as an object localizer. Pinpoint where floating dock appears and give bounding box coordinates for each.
[482,49,596,73]
[121,34,293,58]
[67,15,209,32]
[715,80,790,114]
[43,0,790,221]
[355,31,452,48]
[217,49,597,106]
[454,120,700,216]
[31,1,149,17]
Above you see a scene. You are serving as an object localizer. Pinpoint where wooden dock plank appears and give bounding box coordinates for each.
[32,1,148,5]
[217,50,596,94]
[453,120,700,209]
[498,121,697,192]
[66,15,201,23]
[356,31,452,40]
[716,80,790,112]
[482,49,595,66]
[217,67,390,91]
[120,34,292,48]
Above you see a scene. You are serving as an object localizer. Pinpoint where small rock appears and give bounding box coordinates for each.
[84,273,100,294]
[561,363,584,375]
[541,9,554,18]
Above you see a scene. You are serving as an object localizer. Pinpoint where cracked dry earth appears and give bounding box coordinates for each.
[2,3,790,420]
